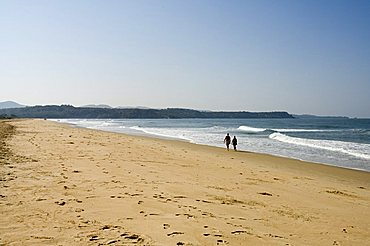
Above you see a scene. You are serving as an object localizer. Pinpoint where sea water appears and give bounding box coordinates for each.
[53,118,370,172]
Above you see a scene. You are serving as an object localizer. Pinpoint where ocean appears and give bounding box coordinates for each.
[53,118,370,172]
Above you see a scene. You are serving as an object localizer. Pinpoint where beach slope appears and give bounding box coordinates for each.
[1,119,369,245]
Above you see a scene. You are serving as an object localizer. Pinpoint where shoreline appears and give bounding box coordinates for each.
[52,118,370,173]
[1,119,369,245]
[57,119,370,174]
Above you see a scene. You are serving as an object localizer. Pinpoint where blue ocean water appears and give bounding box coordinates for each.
[54,118,370,172]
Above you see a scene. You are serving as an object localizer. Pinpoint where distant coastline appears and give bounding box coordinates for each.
[0,105,293,119]
[293,114,349,119]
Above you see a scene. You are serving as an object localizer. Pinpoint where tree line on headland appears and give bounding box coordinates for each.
[0,105,294,119]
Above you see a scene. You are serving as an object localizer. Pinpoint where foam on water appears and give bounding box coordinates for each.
[238,126,266,133]
[273,128,335,132]
[238,125,336,133]
[269,132,370,160]
[130,126,193,141]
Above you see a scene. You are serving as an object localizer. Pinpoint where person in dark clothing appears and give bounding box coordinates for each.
[224,133,231,150]
[232,136,237,151]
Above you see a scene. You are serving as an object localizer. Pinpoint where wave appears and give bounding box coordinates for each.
[101,122,118,126]
[238,125,338,133]
[269,132,370,160]
[130,126,192,141]
[273,128,334,132]
[238,126,266,133]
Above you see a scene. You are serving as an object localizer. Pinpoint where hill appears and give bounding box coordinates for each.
[0,101,26,109]
[0,105,294,119]
[81,104,113,109]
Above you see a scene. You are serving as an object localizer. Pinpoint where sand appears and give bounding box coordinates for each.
[1,119,369,245]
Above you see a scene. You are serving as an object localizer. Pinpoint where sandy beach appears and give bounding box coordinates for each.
[1,119,369,245]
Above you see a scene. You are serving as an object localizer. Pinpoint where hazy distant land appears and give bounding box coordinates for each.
[0,103,293,119]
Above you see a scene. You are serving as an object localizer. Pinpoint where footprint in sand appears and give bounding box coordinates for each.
[55,200,66,206]
[167,232,184,237]
[265,233,285,239]
[163,223,170,229]
[325,190,358,198]
[123,234,142,241]
[258,192,273,196]
[89,235,99,241]
[231,230,248,235]
[107,240,118,244]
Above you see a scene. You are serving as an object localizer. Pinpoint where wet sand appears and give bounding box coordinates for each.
[1,119,369,245]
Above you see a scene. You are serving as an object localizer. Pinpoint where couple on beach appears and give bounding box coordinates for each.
[224,133,237,151]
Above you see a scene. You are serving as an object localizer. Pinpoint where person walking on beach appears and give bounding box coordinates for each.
[232,136,237,151]
[224,133,231,150]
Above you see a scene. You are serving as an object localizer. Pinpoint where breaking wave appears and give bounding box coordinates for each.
[269,132,370,160]
[238,126,266,133]
[238,125,336,133]
[130,126,192,141]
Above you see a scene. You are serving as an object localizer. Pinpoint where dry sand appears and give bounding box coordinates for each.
[1,119,369,245]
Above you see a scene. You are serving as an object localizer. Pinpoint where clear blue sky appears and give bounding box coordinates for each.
[1,0,369,117]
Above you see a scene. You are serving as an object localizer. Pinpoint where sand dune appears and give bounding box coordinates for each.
[1,119,369,245]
